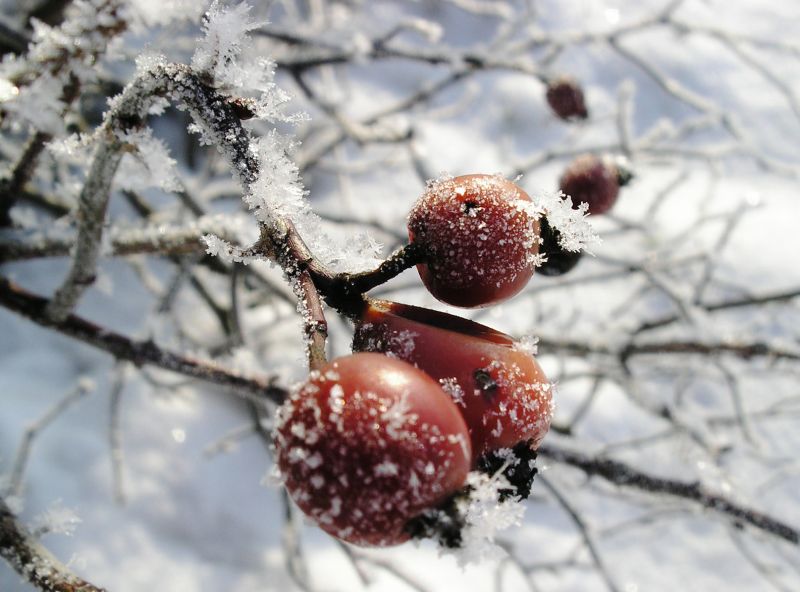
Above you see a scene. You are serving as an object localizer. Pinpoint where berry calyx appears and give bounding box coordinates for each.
[537,217,583,276]
[274,353,471,547]
[407,174,541,308]
[546,76,589,120]
[352,300,553,460]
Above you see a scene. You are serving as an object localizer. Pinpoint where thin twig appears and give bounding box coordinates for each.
[0,276,286,403]
[6,379,94,497]
[539,443,800,545]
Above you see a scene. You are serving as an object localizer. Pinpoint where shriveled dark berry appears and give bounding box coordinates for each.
[537,218,583,276]
[546,76,588,121]
[405,491,466,549]
[559,154,620,215]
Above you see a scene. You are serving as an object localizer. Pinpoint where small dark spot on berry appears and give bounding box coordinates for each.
[462,200,479,214]
[474,368,498,401]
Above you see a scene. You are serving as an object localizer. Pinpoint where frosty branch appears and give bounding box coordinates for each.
[0,497,104,592]
[0,276,285,403]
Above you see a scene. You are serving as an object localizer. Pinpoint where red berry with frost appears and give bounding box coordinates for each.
[559,154,626,215]
[407,174,541,308]
[546,76,588,120]
[353,300,553,461]
[274,353,472,547]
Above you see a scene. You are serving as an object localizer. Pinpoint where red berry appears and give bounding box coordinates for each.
[353,300,553,460]
[546,76,588,120]
[274,353,472,547]
[408,174,541,308]
[559,154,620,215]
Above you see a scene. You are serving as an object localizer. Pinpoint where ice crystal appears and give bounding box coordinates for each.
[31,500,81,537]
[453,471,525,565]
[115,128,180,192]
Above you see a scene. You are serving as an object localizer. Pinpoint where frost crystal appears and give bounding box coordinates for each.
[526,190,600,253]
[192,1,264,89]
[454,472,525,565]
[115,128,180,192]
[31,500,81,537]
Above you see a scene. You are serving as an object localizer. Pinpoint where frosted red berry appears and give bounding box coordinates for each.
[546,76,588,120]
[353,300,553,460]
[559,154,620,215]
[274,353,471,547]
[407,174,541,308]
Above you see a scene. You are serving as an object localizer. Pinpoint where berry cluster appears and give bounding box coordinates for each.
[274,162,620,547]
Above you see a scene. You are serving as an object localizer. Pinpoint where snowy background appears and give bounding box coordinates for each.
[1,0,799,591]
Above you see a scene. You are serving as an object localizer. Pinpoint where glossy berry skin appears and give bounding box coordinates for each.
[546,76,588,120]
[537,218,583,276]
[408,174,541,308]
[559,154,620,215]
[353,300,553,461]
[274,353,471,547]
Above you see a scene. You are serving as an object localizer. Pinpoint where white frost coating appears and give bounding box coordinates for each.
[247,131,308,223]
[452,471,525,565]
[0,78,17,101]
[190,2,382,273]
[115,128,180,192]
[191,0,304,124]
[374,461,399,476]
[305,452,323,469]
[202,234,255,264]
[1,74,66,135]
[513,334,539,356]
[31,500,81,537]
[0,0,126,134]
[523,189,600,253]
[192,1,265,89]
[440,377,466,407]
[382,393,417,440]
[328,384,346,415]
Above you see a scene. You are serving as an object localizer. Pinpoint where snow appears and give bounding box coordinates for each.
[2,0,800,590]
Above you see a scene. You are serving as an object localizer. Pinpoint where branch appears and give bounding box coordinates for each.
[634,286,800,333]
[539,443,800,545]
[40,58,262,321]
[536,335,800,363]
[0,277,286,404]
[0,217,240,263]
[295,270,328,371]
[44,139,124,321]
[0,131,50,226]
[0,497,105,592]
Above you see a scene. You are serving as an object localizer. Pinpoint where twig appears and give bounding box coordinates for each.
[44,138,124,322]
[295,270,328,371]
[539,476,621,592]
[6,379,95,497]
[0,497,105,592]
[634,286,800,334]
[108,364,128,504]
[0,131,50,226]
[0,277,286,403]
[0,217,239,263]
[539,443,800,545]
